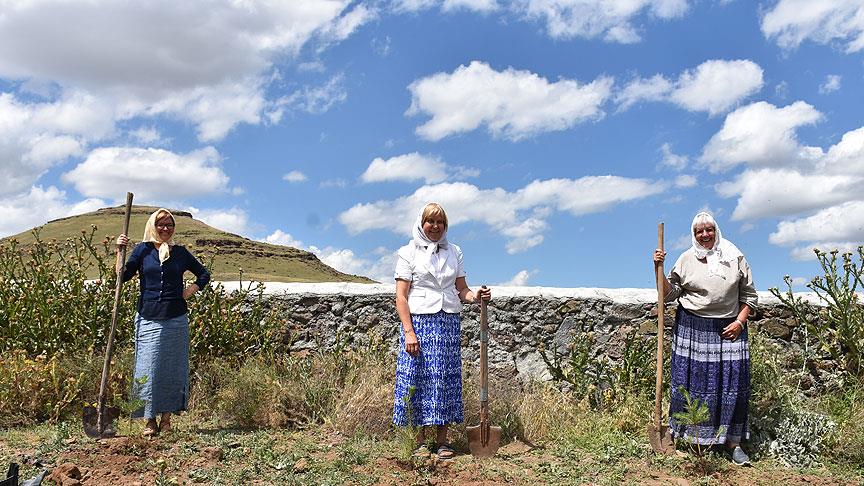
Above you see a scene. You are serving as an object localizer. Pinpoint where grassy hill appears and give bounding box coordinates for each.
[2,205,375,283]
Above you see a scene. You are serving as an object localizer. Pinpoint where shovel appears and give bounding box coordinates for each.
[648,222,674,454]
[467,287,501,458]
[83,192,133,439]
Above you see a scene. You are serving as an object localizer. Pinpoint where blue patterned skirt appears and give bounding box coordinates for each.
[131,313,190,419]
[393,311,463,426]
[669,307,750,444]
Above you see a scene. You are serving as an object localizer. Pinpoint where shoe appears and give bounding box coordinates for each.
[159,413,172,433]
[730,446,751,466]
[142,419,159,437]
[435,443,456,460]
[412,444,431,459]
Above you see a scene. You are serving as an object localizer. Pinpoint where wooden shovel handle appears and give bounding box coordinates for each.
[479,287,489,445]
[653,223,665,430]
[97,193,133,434]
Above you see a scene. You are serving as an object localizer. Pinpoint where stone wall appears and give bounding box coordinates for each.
[237,283,813,383]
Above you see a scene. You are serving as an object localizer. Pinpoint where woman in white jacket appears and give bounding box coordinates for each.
[392,202,491,459]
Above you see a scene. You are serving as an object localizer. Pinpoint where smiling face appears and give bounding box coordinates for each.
[154,213,175,242]
[422,215,446,242]
[693,222,716,250]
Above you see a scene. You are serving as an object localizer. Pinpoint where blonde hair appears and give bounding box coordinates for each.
[421,202,448,229]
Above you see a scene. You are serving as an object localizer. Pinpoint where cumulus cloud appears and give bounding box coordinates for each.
[361,153,448,184]
[674,174,697,188]
[194,207,252,235]
[700,101,823,172]
[659,142,688,170]
[62,147,230,202]
[270,75,348,122]
[283,171,308,183]
[0,185,105,237]
[407,61,613,141]
[339,176,667,253]
[818,74,842,94]
[498,269,538,286]
[264,229,306,248]
[394,0,499,13]
[0,1,369,146]
[617,59,763,115]
[521,0,689,43]
[769,201,864,247]
[762,0,864,53]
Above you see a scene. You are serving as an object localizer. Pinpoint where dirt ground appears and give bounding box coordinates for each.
[2,418,861,486]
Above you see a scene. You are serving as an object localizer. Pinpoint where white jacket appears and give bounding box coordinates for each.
[394,242,466,314]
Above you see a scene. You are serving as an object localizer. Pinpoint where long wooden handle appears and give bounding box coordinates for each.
[653,223,665,430]
[97,193,133,434]
[479,286,489,445]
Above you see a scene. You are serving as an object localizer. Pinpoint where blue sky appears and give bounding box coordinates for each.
[1,0,863,288]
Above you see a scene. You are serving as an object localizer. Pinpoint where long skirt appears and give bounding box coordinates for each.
[131,313,190,419]
[669,307,750,445]
[392,311,463,426]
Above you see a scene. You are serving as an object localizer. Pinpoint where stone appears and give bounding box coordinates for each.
[758,318,793,341]
[202,446,223,461]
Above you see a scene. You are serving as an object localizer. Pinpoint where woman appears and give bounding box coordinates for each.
[654,211,758,465]
[392,202,491,459]
[116,208,210,436]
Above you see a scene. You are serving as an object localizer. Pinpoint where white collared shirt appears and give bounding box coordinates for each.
[394,242,466,314]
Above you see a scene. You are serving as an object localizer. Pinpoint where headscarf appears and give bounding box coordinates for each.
[411,206,449,279]
[142,208,176,264]
[691,211,742,278]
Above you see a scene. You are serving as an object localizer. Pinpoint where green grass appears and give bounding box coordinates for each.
[2,204,374,283]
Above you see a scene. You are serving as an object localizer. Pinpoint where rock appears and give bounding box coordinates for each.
[48,463,82,486]
[202,446,223,461]
[758,318,793,341]
[638,319,657,334]
[293,457,309,473]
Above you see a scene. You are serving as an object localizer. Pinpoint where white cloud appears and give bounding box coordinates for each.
[339,176,667,253]
[674,174,697,188]
[320,178,348,189]
[270,75,348,123]
[0,185,105,237]
[129,126,165,145]
[394,0,498,13]
[361,153,447,184]
[62,146,230,202]
[521,0,689,43]
[769,201,864,246]
[659,142,688,170]
[819,126,864,176]
[264,229,305,248]
[194,207,251,235]
[0,1,369,143]
[790,276,809,286]
[716,168,864,220]
[283,171,308,183]
[617,59,763,115]
[0,90,113,196]
[407,61,613,141]
[819,74,842,94]
[700,101,823,172]
[790,242,862,261]
[498,269,538,286]
[762,0,864,53]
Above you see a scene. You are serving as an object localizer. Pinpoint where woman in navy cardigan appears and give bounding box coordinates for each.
[116,208,210,436]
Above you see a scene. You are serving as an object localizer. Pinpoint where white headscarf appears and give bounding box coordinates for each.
[142,208,176,264]
[411,206,449,279]
[691,211,742,278]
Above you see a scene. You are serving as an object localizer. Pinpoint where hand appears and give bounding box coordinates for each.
[474,286,492,303]
[653,248,666,264]
[182,284,198,300]
[404,330,420,356]
[721,320,744,340]
[116,234,129,248]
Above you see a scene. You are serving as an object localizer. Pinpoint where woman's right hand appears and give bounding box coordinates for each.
[404,330,420,356]
[116,234,129,248]
[653,248,666,264]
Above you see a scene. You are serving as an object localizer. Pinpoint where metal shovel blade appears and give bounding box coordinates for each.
[467,422,502,458]
[82,403,120,439]
[647,423,674,455]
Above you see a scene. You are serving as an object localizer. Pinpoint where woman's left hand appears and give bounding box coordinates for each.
[721,320,744,340]
[182,283,199,300]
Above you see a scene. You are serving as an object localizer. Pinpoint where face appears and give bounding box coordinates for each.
[422,215,446,242]
[694,223,716,249]
[155,215,175,242]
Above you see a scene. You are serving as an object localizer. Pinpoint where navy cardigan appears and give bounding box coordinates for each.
[122,242,211,320]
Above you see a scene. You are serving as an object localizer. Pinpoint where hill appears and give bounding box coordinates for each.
[2,205,375,283]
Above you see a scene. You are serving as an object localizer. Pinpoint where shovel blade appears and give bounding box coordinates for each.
[647,424,674,455]
[82,403,120,439]
[467,424,502,458]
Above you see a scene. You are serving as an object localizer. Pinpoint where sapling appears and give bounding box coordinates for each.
[672,386,714,476]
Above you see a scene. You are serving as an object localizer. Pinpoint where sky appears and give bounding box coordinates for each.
[1,0,863,289]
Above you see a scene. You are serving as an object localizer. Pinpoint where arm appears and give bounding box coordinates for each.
[455,277,491,303]
[653,248,682,301]
[395,279,419,356]
[183,248,210,300]
[116,234,140,282]
[722,257,758,340]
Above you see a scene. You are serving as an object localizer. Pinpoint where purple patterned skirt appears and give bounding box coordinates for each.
[392,311,463,426]
[669,306,750,445]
